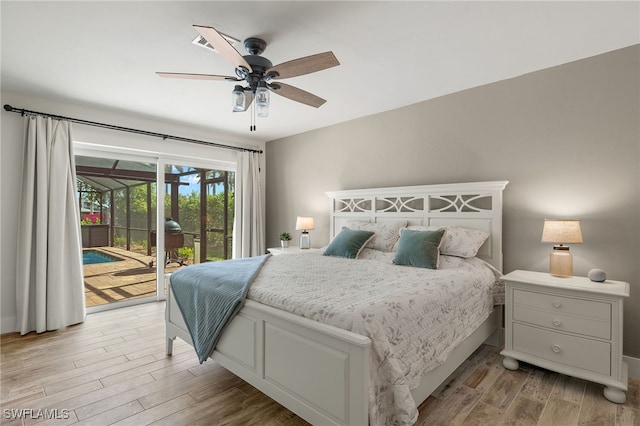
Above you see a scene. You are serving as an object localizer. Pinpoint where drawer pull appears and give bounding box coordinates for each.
[552,344,561,353]
[552,319,561,327]
[552,300,562,308]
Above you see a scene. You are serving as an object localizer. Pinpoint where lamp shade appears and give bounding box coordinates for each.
[541,219,583,244]
[295,216,315,231]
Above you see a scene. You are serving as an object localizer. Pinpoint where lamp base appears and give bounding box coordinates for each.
[299,231,310,249]
[549,246,573,278]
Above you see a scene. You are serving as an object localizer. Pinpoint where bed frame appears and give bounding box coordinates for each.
[166,180,508,425]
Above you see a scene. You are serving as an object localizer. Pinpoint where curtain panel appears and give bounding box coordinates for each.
[232,151,265,258]
[15,116,85,334]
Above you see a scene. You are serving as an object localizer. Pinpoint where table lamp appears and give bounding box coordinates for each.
[296,216,314,249]
[541,219,583,278]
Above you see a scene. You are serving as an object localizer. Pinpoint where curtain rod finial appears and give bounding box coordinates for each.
[4,104,14,111]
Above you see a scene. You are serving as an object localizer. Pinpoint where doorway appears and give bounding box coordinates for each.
[204,169,234,262]
[76,151,235,312]
[76,155,159,309]
[164,165,235,264]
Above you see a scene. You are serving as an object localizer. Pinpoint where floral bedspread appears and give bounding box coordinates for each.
[247,252,503,425]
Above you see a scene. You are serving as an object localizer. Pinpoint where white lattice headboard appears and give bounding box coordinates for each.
[325,181,509,271]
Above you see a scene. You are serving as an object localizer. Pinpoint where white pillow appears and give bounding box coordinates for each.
[357,248,395,263]
[404,225,489,258]
[346,220,407,252]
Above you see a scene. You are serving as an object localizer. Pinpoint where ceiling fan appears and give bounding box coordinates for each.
[157,25,340,130]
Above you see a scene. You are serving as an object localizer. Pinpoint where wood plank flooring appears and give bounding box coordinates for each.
[1,301,638,425]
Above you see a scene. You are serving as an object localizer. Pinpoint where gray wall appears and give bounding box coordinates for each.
[265,46,640,357]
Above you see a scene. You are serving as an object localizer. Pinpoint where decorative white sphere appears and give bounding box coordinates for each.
[588,269,607,282]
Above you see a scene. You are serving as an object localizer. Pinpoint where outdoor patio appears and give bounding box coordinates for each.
[83,247,183,308]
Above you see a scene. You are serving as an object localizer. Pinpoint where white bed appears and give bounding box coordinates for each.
[166,180,509,425]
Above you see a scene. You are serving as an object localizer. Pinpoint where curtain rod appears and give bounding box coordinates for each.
[3,104,263,154]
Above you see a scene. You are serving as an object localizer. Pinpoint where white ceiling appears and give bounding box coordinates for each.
[2,1,638,143]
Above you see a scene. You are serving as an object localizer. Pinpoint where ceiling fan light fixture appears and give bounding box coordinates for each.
[255,81,269,117]
[256,104,268,118]
[161,24,340,130]
[231,85,246,112]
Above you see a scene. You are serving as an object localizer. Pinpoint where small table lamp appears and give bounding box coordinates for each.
[541,219,583,278]
[296,216,315,249]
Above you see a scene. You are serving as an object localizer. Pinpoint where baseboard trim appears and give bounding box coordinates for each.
[624,355,640,379]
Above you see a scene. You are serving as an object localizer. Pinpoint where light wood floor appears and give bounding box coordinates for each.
[1,302,638,425]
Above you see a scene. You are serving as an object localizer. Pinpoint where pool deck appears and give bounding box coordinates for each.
[83,247,184,308]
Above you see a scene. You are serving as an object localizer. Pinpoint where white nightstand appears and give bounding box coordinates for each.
[500,270,630,403]
[267,246,320,255]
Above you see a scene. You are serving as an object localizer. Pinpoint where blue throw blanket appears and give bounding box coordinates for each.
[170,254,271,363]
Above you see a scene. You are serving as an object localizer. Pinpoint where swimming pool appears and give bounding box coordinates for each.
[82,250,122,265]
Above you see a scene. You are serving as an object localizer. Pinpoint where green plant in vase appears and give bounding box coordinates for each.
[279,232,291,248]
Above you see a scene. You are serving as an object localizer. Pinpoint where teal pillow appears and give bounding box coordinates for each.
[324,228,375,259]
[393,229,445,269]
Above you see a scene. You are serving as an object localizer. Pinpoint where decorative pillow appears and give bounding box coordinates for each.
[392,229,445,269]
[346,220,407,252]
[405,225,489,258]
[323,228,375,259]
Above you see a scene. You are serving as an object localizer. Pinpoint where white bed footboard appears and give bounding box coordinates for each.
[166,287,371,426]
[167,287,501,426]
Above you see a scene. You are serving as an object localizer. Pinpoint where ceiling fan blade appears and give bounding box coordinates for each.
[193,25,252,72]
[267,51,339,80]
[156,72,239,81]
[268,82,326,108]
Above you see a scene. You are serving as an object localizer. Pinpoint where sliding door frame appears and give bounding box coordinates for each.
[75,142,236,313]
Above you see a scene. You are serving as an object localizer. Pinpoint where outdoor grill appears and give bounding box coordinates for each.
[150,218,185,266]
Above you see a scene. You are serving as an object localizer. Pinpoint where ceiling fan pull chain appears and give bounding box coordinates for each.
[250,100,256,131]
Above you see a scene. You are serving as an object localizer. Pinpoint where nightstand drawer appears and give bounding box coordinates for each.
[513,323,611,376]
[513,289,611,339]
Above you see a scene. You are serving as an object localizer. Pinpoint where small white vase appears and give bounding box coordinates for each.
[281,240,289,248]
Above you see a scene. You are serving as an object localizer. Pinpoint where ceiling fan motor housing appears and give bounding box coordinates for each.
[237,53,273,92]
[243,37,267,55]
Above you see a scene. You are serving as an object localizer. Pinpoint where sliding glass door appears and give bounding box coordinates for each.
[164,165,235,264]
[204,170,234,262]
[76,154,158,310]
[75,146,236,312]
